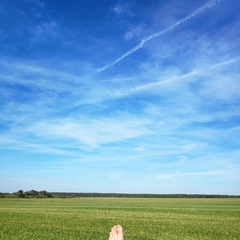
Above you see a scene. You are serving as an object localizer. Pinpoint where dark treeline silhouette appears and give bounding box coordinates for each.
[1,191,239,198]
[41,192,240,198]
[0,190,53,198]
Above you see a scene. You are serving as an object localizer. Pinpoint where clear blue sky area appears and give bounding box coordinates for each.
[0,0,239,194]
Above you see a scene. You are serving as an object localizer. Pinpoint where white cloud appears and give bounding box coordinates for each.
[28,115,152,148]
[113,2,131,16]
[113,4,123,15]
[33,21,60,42]
[34,0,45,8]
[100,0,221,72]
[106,171,125,181]
[211,56,240,69]
[124,25,144,40]
[155,171,225,180]
[0,135,76,156]
[111,70,199,97]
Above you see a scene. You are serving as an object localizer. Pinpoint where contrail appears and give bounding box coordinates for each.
[211,56,240,69]
[98,0,220,72]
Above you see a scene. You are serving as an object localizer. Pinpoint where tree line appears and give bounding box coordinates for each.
[0,190,53,198]
[1,190,239,198]
[51,192,240,198]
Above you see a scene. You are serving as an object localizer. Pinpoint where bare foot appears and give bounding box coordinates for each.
[109,225,124,240]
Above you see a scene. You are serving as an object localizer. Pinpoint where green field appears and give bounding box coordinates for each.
[0,198,240,239]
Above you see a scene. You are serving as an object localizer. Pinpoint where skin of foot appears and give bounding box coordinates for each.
[109,225,124,240]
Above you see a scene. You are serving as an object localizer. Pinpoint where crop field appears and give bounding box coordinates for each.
[0,198,240,239]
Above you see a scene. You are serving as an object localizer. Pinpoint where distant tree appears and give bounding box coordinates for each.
[24,191,30,198]
[39,190,53,198]
[39,190,47,197]
[28,189,38,197]
[15,190,25,198]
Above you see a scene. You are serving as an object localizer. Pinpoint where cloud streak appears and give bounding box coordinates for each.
[111,56,239,98]
[155,171,224,180]
[98,0,221,72]
[28,116,151,148]
[211,56,240,69]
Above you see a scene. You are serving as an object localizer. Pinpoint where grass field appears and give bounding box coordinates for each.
[0,198,240,239]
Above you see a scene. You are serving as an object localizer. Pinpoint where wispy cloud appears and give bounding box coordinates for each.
[113,2,132,16]
[98,0,221,72]
[211,56,240,69]
[111,70,199,97]
[32,21,60,42]
[124,24,144,40]
[155,171,224,180]
[28,115,151,148]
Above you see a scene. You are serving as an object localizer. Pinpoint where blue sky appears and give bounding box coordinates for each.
[0,0,240,194]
